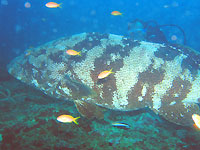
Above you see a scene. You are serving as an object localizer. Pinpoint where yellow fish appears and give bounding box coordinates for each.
[111,11,122,16]
[45,2,62,8]
[66,49,81,56]
[98,68,114,79]
[192,114,200,129]
[57,114,80,125]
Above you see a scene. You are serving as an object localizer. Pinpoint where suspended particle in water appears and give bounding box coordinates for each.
[172,1,179,7]
[171,35,177,41]
[1,0,8,5]
[15,24,22,33]
[163,5,169,8]
[90,10,96,16]
[24,2,31,8]
[52,28,58,33]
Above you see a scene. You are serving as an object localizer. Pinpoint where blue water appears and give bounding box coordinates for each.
[1,0,200,68]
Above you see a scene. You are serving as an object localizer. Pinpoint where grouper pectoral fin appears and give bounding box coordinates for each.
[152,102,200,126]
[74,100,106,119]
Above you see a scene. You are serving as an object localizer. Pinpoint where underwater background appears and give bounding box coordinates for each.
[1,0,200,149]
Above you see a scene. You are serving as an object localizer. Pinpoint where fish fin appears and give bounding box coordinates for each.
[59,3,62,8]
[151,102,200,126]
[74,100,105,119]
[73,117,80,125]
[118,13,123,16]
[110,68,114,74]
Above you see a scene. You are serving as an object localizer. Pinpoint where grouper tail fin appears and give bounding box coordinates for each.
[152,102,200,126]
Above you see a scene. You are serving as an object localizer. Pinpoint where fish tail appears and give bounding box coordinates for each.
[73,116,80,125]
[78,51,81,56]
[110,68,114,74]
[59,3,62,8]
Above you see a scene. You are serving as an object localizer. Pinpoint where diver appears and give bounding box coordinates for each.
[128,19,186,45]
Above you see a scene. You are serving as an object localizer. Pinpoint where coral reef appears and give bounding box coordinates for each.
[0,85,26,102]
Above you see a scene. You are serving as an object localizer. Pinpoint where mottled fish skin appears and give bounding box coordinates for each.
[7,32,200,126]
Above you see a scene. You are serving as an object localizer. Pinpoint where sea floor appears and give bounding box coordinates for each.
[0,69,200,150]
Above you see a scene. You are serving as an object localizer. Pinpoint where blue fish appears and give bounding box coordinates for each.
[112,122,130,129]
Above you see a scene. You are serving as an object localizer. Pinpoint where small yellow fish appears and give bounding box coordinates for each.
[111,11,122,16]
[192,114,200,129]
[45,2,62,8]
[66,49,81,56]
[57,115,80,125]
[98,68,114,79]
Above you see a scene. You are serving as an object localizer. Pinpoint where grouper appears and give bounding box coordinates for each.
[7,32,200,127]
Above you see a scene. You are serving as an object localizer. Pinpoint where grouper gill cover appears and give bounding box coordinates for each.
[7,32,200,126]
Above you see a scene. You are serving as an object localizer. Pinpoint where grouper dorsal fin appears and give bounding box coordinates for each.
[152,102,200,126]
[74,100,106,119]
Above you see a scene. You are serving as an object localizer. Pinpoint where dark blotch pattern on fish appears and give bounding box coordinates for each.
[155,45,182,61]
[127,65,165,110]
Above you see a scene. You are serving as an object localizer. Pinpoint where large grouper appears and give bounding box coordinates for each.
[7,32,200,127]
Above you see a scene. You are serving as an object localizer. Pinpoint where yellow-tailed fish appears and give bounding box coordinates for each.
[66,49,81,56]
[98,68,114,79]
[111,11,122,16]
[57,115,80,125]
[192,114,200,129]
[45,2,62,8]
